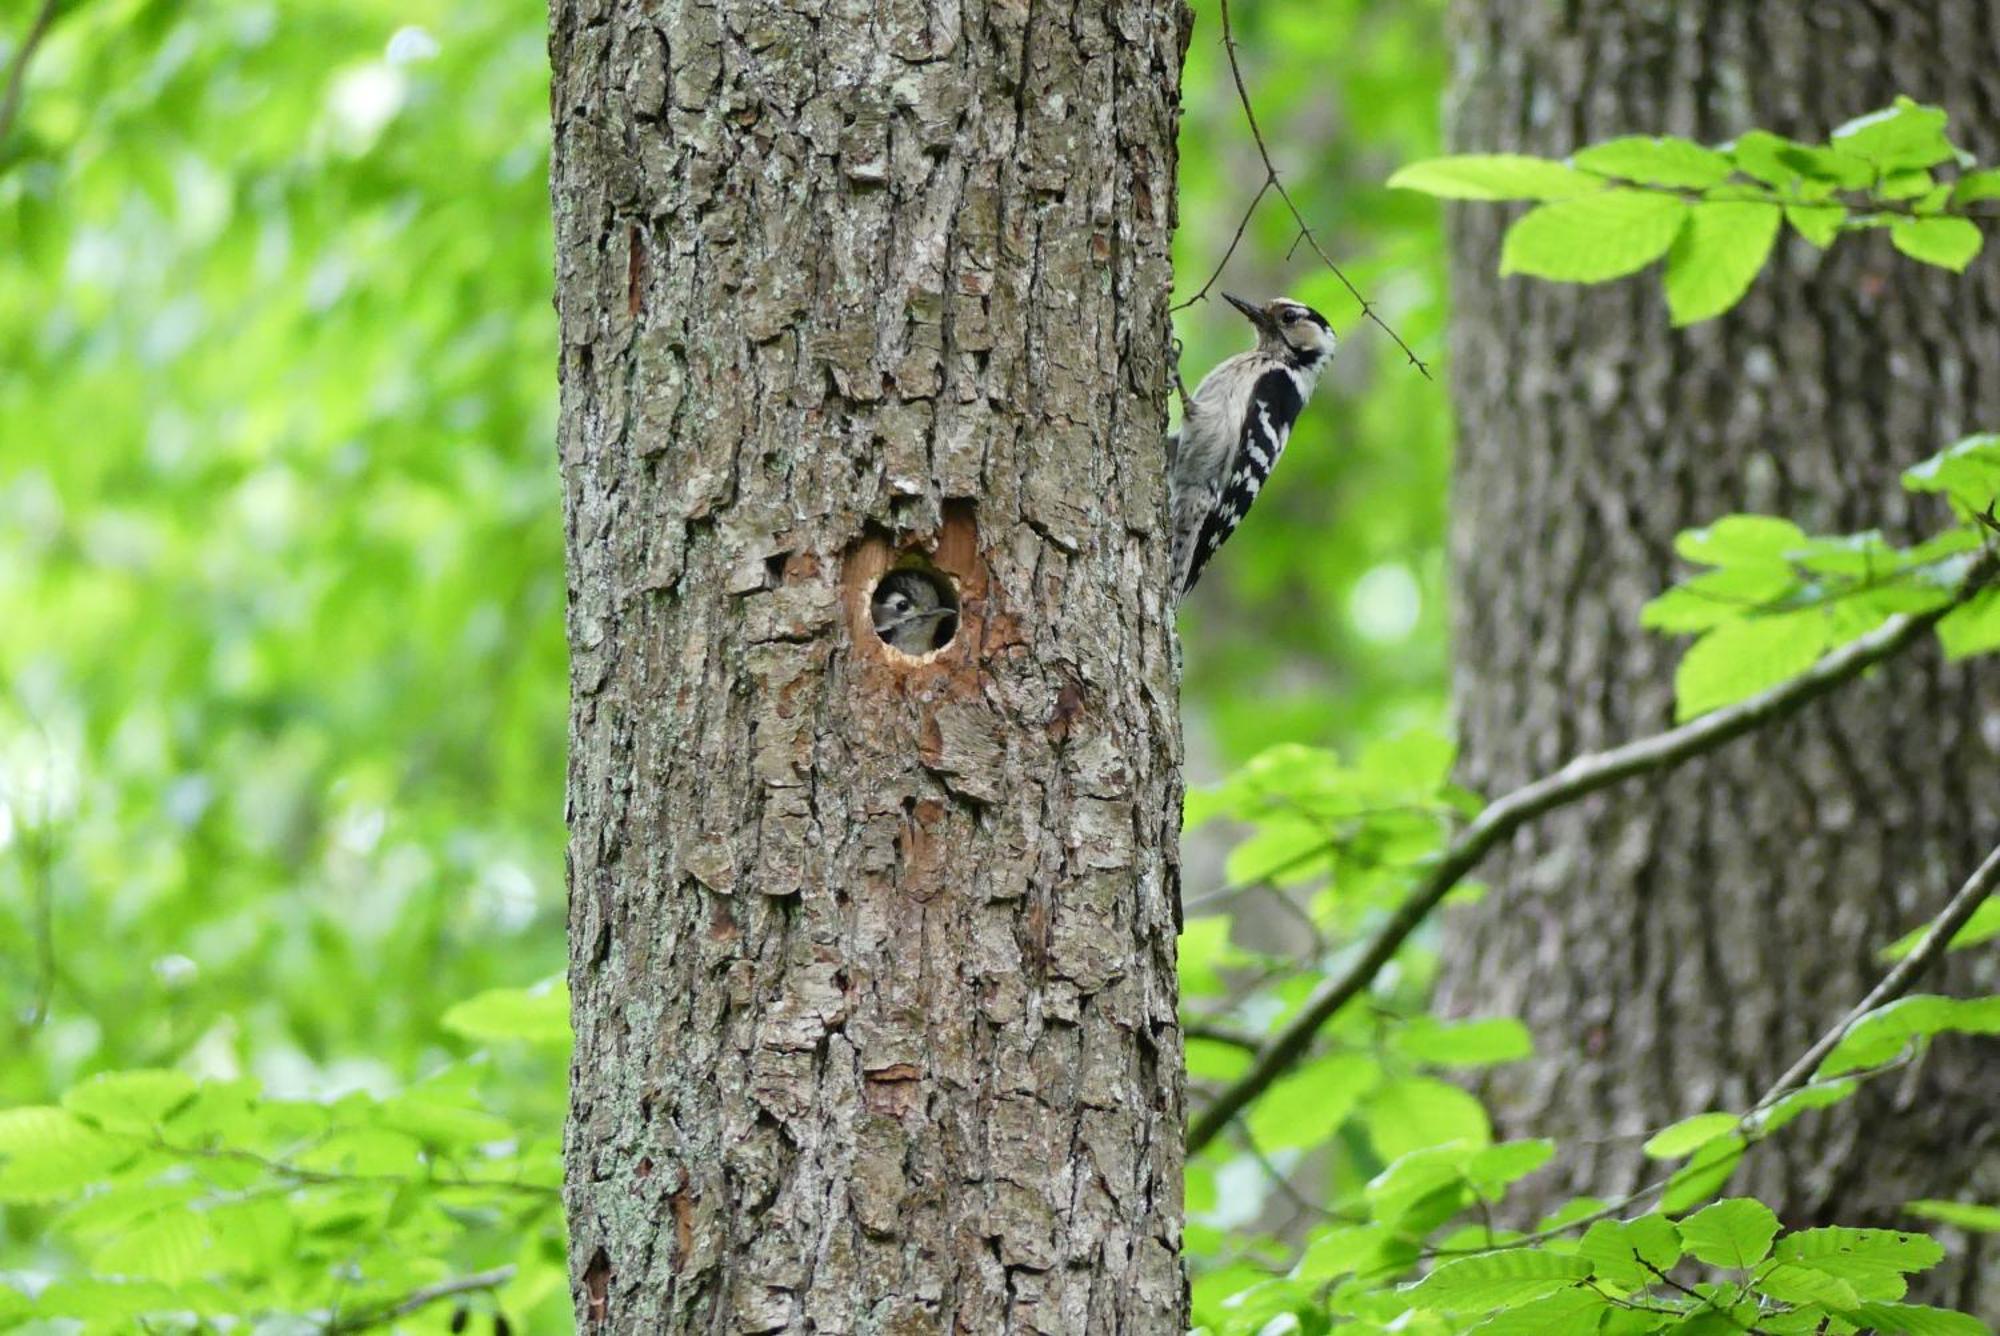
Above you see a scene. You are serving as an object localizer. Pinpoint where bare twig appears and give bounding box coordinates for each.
[1206,0,1432,378]
[1756,839,2000,1104]
[1186,546,1998,1153]
[1172,176,1274,314]
[0,0,60,148]
[323,1266,516,1334]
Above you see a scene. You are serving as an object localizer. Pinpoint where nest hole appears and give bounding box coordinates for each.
[869,565,959,656]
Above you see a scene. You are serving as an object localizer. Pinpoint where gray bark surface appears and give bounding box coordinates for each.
[550,0,1190,1328]
[1439,0,2000,1310]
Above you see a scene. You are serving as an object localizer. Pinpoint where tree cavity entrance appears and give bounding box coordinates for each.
[870,565,959,657]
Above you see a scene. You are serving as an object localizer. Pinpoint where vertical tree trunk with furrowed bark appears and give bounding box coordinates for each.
[1439,0,2000,1311]
[550,0,1189,1329]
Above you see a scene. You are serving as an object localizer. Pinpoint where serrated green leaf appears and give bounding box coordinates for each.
[1777,1225,1946,1301]
[1891,216,1983,272]
[1402,1249,1593,1311]
[1673,515,1809,566]
[32,1279,186,1321]
[1464,1285,1609,1334]
[1731,130,1873,189]
[1905,1199,2000,1232]
[441,979,572,1046]
[1387,154,1605,200]
[1294,1224,1392,1283]
[1664,202,1782,324]
[1642,563,1800,633]
[1938,588,2000,661]
[1643,1112,1740,1159]
[1673,610,1830,721]
[1849,1302,1993,1336]
[1678,1198,1779,1269]
[1573,136,1732,189]
[1757,1261,1860,1309]
[1815,994,2000,1077]
[1832,97,1957,171]
[1578,1215,1682,1288]
[62,1070,198,1134]
[1785,203,1846,247]
[1389,1016,1533,1068]
[1501,191,1689,283]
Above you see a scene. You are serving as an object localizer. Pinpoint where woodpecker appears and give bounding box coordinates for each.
[871,569,957,654]
[1168,293,1337,598]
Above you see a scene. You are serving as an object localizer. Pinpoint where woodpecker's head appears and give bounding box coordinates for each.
[1226,293,1337,370]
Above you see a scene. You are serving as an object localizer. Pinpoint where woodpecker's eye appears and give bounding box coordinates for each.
[1282,310,1299,324]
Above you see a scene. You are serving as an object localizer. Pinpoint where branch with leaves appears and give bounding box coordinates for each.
[1391,96,1997,325]
[1188,535,1994,1153]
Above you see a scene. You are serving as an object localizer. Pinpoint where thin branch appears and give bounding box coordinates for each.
[1756,838,2000,1105]
[153,1137,562,1200]
[1187,546,1998,1153]
[0,0,59,148]
[1211,0,1432,378]
[1172,176,1274,313]
[323,1266,516,1334]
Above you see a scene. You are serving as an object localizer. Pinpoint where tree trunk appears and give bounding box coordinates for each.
[550,0,1190,1328]
[1438,0,2000,1311]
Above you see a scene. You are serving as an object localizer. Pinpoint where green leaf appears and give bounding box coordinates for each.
[1643,1112,1740,1160]
[1402,1249,1593,1311]
[1642,563,1800,634]
[1903,434,2000,511]
[1938,588,2000,661]
[1880,895,2000,960]
[1785,203,1846,247]
[1387,154,1605,201]
[0,1107,132,1202]
[1501,191,1690,283]
[1295,1224,1393,1283]
[1660,1135,1744,1214]
[62,1070,198,1134]
[1463,1285,1609,1335]
[1367,1145,1472,1225]
[1815,994,2000,1077]
[92,1209,214,1284]
[1905,1199,2000,1232]
[1389,1016,1534,1068]
[441,979,572,1046]
[1677,1198,1779,1269]
[1756,1262,1860,1310]
[1248,1051,1379,1151]
[1673,514,1808,566]
[1731,130,1872,189]
[1747,1078,1859,1136]
[1673,610,1831,721]
[1848,1302,1993,1336]
[1467,1139,1556,1193]
[1365,1076,1491,1162]
[1777,1226,1946,1300]
[1577,1214,1682,1288]
[1891,216,1983,272]
[1831,98,1957,171]
[1952,169,2000,205]
[1572,136,1732,189]
[1663,202,1782,324]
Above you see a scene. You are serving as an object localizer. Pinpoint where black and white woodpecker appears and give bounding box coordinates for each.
[1168,293,1338,597]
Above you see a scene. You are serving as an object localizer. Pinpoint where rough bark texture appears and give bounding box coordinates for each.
[1438,0,2000,1312]
[550,0,1190,1328]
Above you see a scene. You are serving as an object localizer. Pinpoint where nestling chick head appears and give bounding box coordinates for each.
[1225,293,1337,369]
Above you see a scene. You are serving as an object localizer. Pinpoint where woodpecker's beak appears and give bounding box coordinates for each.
[1223,292,1273,333]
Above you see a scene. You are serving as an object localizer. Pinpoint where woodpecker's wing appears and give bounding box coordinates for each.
[1180,366,1304,595]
